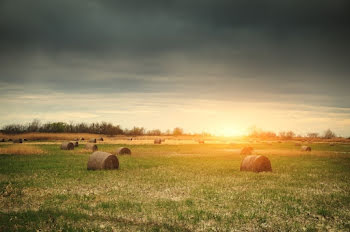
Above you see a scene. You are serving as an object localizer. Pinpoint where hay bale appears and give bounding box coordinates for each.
[23,138,28,141]
[128,137,133,141]
[87,151,119,170]
[8,139,13,142]
[117,147,131,155]
[240,155,272,172]
[301,146,311,151]
[0,138,5,142]
[80,137,85,141]
[85,143,98,151]
[99,137,104,141]
[240,147,253,155]
[198,140,205,144]
[154,138,162,144]
[13,139,23,143]
[61,142,74,150]
[70,141,79,147]
[88,138,97,143]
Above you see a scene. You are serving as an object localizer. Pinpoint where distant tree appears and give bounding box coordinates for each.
[307,132,319,138]
[27,119,41,132]
[147,129,161,136]
[2,124,26,134]
[126,127,145,136]
[279,131,295,139]
[323,129,336,139]
[173,127,183,136]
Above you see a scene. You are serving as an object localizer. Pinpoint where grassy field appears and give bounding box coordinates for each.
[0,142,350,231]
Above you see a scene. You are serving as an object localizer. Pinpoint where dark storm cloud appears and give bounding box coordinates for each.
[0,0,350,107]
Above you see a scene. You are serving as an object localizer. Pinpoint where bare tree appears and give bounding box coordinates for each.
[307,132,319,138]
[323,129,336,139]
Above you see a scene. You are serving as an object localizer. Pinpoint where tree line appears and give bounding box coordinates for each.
[248,126,338,139]
[0,119,196,136]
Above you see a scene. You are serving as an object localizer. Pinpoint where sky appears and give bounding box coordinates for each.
[1,0,350,136]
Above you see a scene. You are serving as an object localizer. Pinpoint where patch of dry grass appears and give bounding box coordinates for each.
[0,144,46,155]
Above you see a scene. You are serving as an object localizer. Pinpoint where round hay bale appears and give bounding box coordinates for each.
[70,141,79,147]
[99,137,104,141]
[85,143,98,151]
[117,147,131,155]
[87,151,119,170]
[88,138,97,143]
[128,137,133,141]
[0,138,5,142]
[154,138,162,144]
[80,137,85,141]
[240,155,272,172]
[240,147,253,155]
[198,140,205,144]
[61,142,74,150]
[13,139,23,143]
[23,138,28,141]
[301,146,311,151]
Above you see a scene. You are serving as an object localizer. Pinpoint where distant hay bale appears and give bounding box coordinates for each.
[128,137,133,141]
[87,151,119,170]
[117,147,131,155]
[13,139,23,144]
[99,137,104,141]
[8,139,13,142]
[154,138,162,144]
[240,147,254,155]
[70,141,79,147]
[301,146,311,151]
[85,143,98,151]
[0,138,5,142]
[61,142,74,150]
[23,138,28,141]
[80,137,85,141]
[198,140,205,144]
[240,155,272,172]
[89,138,97,143]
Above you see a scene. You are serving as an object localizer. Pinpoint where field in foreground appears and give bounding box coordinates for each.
[0,142,350,231]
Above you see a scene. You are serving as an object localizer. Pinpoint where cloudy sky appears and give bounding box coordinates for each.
[1,0,350,136]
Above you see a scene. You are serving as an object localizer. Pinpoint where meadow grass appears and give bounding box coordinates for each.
[0,142,349,231]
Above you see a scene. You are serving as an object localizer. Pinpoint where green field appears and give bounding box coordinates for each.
[1,143,350,231]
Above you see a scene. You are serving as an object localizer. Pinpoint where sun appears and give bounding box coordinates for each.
[212,126,245,137]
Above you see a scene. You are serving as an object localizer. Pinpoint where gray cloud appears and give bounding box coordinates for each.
[0,0,350,108]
